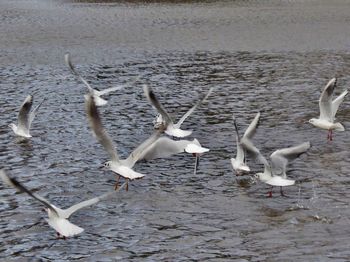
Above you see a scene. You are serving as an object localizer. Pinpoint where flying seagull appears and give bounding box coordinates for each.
[0,170,126,238]
[65,53,139,106]
[144,85,213,137]
[308,78,348,141]
[140,136,209,175]
[231,112,260,175]
[9,94,45,138]
[85,94,165,190]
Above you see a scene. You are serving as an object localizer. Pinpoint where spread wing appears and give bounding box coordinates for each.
[62,182,127,218]
[143,85,173,125]
[0,170,58,216]
[17,95,33,132]
[65,53,94,93]
[270,142,311,177]
[97,75,141,96]
[332,89,348,121]
[175,87,213,128]
[243,112,260,140]
[232,115,244,163]
[85,94,120,163]
[28,98,45,129]
[319,78,336,122]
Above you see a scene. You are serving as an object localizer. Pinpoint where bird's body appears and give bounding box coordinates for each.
[309,78,348,140]
[65,53,138,107]
[9,94,44,138]
[231,112,260,175]
[0,170,124,238]
[85,93,165,188]
[145,85,212,138]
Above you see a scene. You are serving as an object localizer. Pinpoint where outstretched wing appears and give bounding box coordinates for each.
[240,136,269,168]
[65,53,94,93]
[17,95,33,132]
[332,89,348,121]
[62,182,127,218]
[28,98,45,129]
[85,94,120,163]
[175,87,213,128]
[319,78,336,122]
[232,115,244,163]
[0,170,58,216]
[243,112,260,140]
[270,142,311,177]
[125,130,163,168]
[97,75,141,96]
[143,85,173,125]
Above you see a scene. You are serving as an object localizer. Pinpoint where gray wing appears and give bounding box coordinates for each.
[240,136,269,168]
[232,115,244,163]
[332,89,348,121]
[319,78,336,121]
[270,142,311,177]
[17,95,33,132]
[0,170,58,216]
[65,53,94,93]
[125,130,163,168]
[243,112,260,140]
[143,85,173,125]
[85,94,120,163]
[97,75,141,96]
[175,87,213,128]
[28,98,45,129]
[62,182,127,218]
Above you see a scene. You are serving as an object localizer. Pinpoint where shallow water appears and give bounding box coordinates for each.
[1,1,350,261]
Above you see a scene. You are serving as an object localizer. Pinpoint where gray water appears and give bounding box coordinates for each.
[1,0,350,261]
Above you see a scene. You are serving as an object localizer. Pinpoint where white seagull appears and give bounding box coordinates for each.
[144,85,213,137]
[241,130,310,197]
[231,112,260,175]
[140,136,209,175]
[85,94,165,190]
[308,78,348,141]
[9,94,45,138]
[0,170,126,238]
[65,53,138,106]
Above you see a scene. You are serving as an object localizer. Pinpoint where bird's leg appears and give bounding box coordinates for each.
[280,186,286,197]
[327,130,330,141]
[268,186,273,197]
[114,175,120,190]
[125,179,129,191]
[330,129,333,141]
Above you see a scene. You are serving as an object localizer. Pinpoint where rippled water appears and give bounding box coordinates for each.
[1,1,350,261]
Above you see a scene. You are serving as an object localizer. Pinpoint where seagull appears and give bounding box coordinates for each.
[144,85,213,137]
[9,94,45,138]
[231,112,260,175]
[85,94,165,190]
[308,78,348,141]
[240,123,311,197]
[0,170,126,238]
[140,136,209,175]
[65,53,138,106]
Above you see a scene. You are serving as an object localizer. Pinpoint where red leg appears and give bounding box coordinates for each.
[330,130,333,141]
[114,175,120,190]
[126,180,129,191]
[268,186,273,197]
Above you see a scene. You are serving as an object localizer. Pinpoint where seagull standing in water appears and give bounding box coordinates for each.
[145,85,213,138]
[85,94,165,190]
[231,112,260,175]
[0,170,126,239]
[308,78,348,141]
[242,138,311,197]
[65,53,138,106]
[9,94,45,138]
